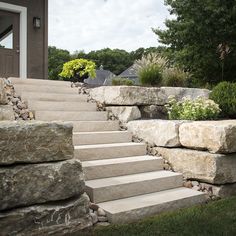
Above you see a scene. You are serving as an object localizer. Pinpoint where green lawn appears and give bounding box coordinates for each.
[83,197,236,236]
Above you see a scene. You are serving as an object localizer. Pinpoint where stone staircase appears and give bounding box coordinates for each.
[10,77,206,224]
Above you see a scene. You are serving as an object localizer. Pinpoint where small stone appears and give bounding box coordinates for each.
[163,163,170,170]
[97,208,106,217]
[98,216,108,222]
[192,186,200,191]
[90,212,98,224]
[96,222,110,227]
[183,181,193,189]
[89,203,99,211]
[192,181,199,187]
[17,101,27,109]
[29,111,34,120]
[11,97,19,105]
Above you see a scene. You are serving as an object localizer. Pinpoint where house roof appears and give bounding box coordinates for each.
[84,69,115,85]
[118,65,138,78]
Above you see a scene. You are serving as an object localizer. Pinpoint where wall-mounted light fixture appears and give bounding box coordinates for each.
[33,17,41,29]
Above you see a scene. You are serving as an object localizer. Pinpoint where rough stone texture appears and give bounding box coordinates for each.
[0,78,7,105]
[0,159,85,211]
[127,120,186,147]
[202,183,236,198]
[0,105,14,120]
[0,121,74,165]
[107,106,141,123]
[179,120,236,154]
[155,147,236,184]
[139,105,168,119]
[0,193,92,236]
[90,86,210,105]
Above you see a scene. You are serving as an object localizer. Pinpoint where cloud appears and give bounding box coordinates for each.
[48,0,169,53]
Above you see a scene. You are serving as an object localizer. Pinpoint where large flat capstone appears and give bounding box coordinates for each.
[127,120,186,147]
[179,120,236,154]
[0,193,92,236]
[0,121,74,165]
[0,159,85,211]
[90,86,209,105]
[0,78,7,105]
[155,147,236,184]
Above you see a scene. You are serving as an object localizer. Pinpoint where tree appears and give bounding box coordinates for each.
[48,46,71,80]
[153,0,236,86]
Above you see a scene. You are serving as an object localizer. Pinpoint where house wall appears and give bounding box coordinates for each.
[1,0,48,79]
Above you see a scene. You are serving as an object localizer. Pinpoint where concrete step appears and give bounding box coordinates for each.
[86,171,183,203]
[83,155,163,180]
[10,77,71,87]
[14,84,78,95]
[35,111,107,121]
[73,121,120,132]
[99,187,206,224]
[74,142,147,161]
[73,131,132,145]
[27,100,97,112]
[21,92,87,102]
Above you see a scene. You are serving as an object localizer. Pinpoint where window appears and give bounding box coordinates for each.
[0,14,14,49]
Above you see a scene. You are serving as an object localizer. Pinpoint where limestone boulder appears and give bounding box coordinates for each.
[139,105,168,119]
[179,120,236,154]
[0,159,85,211]
[155,147,236,184]
[0,193,92,236]
[0,121,74,165]
[127,120,186,147]
[0,105,14,120]
[90,86,210,105]
[202,183,236,198]
[107,106,141,123]
[0,78,7,105]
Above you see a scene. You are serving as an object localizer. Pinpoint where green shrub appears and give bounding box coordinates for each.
[134,53,168,86]
[162,67,190,87]
[210,81,236,118]
[165,96,221,120]
[112,77,135,86]
[138,64,162,86]
[59,59,96,81]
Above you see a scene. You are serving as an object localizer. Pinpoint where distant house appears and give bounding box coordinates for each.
[118,65,140,85]
[84,65,115,86]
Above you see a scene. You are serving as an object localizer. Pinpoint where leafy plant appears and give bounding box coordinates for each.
[165,96,221,120]
[59,59,96,81]
[210,81,236,118]
[112,77,135,86]
[162,67,190,87]
[134,53,168,86]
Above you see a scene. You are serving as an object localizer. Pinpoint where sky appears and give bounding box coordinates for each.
[48,0,170,53]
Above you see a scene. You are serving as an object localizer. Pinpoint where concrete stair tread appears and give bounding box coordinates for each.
[86,170,181,189]
[35,111,107,121]
[75,142,145,150]
[82,155,162,167]
[74,131,131,135]
[21,92,87,102]
[10,77,71,87]
[72,121,120,132]
[99,187,206,215]
[28,101,96,111]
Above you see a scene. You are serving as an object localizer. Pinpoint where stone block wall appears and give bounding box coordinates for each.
[0,78,34,121]
[127,119,236,198]
[0,121,92,235]
[89,86,210,122]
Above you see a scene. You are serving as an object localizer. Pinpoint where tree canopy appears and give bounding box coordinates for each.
[48,46,164,80]
[153,0,236,86]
